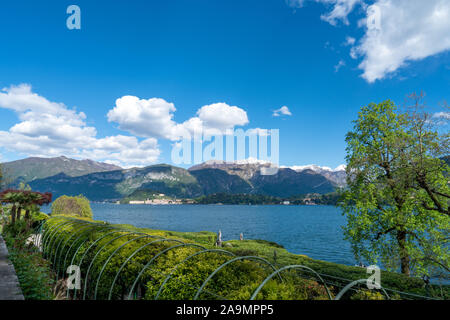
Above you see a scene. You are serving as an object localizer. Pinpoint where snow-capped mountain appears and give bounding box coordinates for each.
[188,158,274,180]
[282,164,347,186]
[189,159,347,187]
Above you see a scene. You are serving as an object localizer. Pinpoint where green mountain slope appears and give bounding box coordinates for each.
[22,157,338,201]
[1,156,121,185]
[190,168,253,195]
[250,168,335,197]
[29,164,203,201]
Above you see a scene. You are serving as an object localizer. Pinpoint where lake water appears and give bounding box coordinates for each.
[85,204,355,266]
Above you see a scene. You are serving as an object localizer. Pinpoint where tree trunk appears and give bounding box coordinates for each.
[397,231,410,276]
[16,207,22,221]
[11,205,16,224]
[25,209,31,229]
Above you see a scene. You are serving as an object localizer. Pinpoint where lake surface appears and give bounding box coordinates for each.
[86,204,355,266]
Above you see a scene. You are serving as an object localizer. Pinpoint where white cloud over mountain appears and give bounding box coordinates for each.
[0,84,160,167]
[107,97,249,139]
[288,0,450,82]
[0,85,251,167]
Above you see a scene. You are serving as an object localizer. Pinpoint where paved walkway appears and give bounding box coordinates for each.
[0,235,24,300]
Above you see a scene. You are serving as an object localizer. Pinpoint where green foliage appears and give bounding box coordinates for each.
[121,190,175,204]
[195,193,280,205]
[41,216,448,300]
[2,215,54,300]
[350,290,386,300]
[195,192,341,205]
[287,192,342,205]
[51,195,93,219]
[42,217,333,300]
[340,99,449,277]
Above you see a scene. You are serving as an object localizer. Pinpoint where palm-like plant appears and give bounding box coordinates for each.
[0,189,52,225]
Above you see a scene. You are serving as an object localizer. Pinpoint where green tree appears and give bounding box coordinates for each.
[0,189,52,226]
[51,195,93,219]
[340,99,449,277]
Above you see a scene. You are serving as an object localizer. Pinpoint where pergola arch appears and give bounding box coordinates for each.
[107,238,184,300]
[193,256,281,300]
[249,264,332,300]
[334,278,390,300]
[155,249,236,300]
[127,243,206,300]
[93,234,163,299]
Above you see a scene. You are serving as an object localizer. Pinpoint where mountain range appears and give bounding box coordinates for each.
[1,156,347,201]
[1,156,121,185]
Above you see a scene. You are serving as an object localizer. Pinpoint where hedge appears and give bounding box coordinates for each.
[40,216,447,300]
[40,217,336,300]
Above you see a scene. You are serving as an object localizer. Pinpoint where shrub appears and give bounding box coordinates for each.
[51,195,93,219]
[41,217,331,300]
[2,217,54,300]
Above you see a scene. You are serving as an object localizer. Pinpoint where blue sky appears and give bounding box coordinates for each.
[0,0,449,169]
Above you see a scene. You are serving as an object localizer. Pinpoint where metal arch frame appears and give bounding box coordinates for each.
[193,256,281,300]
[47,220,91,265]
[43,219,81,258]
[82,232,147,300]
[55,223,101,279]
[107,238,184,300]
[70,228,125,299]
[36,219,50,247]
[93,234,163,299]
[334,279,390,300]
[40,217,71,253]
[41,218,74,256]
[62,224,115,280]
[155,249,236,300]
[53,222,94,271]
[127,243,206,300]
[249,264,333,300]
[45,218,87,258]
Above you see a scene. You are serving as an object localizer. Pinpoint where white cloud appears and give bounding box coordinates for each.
[354,0,450,83]
[108,97,249,139]
[334,59,346,72]
[287,0,361,25]
[320,0,361,26]
[107,96,178,140]
[286,0,305,8]
[196,103,249,132]
[433,111,450,120]
[273,106,292,117]
[287,0,450,83]
[0,84,160,167]
[0,85,256,166]
[344,36,356,46]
